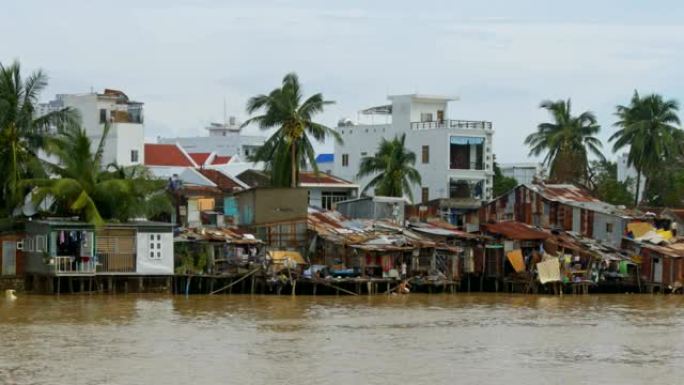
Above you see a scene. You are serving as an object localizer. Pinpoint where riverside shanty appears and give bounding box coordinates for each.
[2,183,683,295]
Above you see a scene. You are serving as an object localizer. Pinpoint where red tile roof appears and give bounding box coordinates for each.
[197,169,244,192]
[144,144,195,167]
[211,155,232,165]
[484,221,550,240]
[188,152,211,166]
[299,172,356,186]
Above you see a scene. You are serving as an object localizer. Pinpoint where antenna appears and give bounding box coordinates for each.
[223,96,227,127]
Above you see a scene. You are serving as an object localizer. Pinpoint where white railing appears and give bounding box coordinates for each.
[411,120,492,131]
[54,256,96,274]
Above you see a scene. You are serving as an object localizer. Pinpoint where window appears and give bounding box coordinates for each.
[422,145,430,164]
[449,178,484,199]
[99,109,107,123]
[606,223,614,233]
[437,110,444,122]
[421,187,429,204]
[420,112,433,122]
[321,191,349,210]
[36,235,47,253]
[342,154,349,167]
[449,136,484,170]
[130,150,139,163]
[147,234,163,259]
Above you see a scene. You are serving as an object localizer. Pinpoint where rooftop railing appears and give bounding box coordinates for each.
[410,120,492,131]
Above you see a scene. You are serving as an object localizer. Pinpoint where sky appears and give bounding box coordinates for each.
[3,0,684,163]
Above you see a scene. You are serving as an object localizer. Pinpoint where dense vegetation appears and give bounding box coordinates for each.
[0,60,171,224]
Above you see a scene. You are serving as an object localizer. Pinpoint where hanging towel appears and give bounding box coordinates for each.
[59,230,65,244]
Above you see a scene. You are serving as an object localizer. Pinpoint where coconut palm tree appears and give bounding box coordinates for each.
[242,73,341,188]
[524,99,604,184]
[610,91,682,207]
[0,60,78,215]
[357,133,422,201]
[28,124,170,225]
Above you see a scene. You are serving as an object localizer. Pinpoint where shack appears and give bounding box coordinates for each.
[634,242,684,293]
[0,224,26,290]
[174,227,263,275]
[482,221,550,291]
[480,183,631,247]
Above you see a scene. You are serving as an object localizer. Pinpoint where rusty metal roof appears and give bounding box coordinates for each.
[526,183,600,203]
[175,227,262,244]
[484,221,550,240]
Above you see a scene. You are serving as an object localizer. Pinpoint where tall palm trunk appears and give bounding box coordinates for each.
[634,169,641,207]
[291,140,297,188]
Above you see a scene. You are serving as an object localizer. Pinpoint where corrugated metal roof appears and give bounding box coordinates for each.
[484,221,550,240]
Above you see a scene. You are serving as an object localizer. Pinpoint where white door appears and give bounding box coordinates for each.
[2,241,17,276]
[653,258,663,283]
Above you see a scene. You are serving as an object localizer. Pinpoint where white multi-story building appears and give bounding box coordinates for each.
[333,94,494,206]
[38,89,145,167]
[617,153,645,202]
[499,162,545,185]
[158,118,266,159]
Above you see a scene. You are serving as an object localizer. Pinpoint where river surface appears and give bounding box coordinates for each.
[2,294,684,385]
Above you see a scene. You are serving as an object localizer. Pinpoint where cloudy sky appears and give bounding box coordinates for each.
[3,0,684,162]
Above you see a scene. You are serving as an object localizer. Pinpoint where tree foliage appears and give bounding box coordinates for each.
[525,99,603,185]
[27,124,171,225]
[588,160,634,207]
[357,133,421,202]
[243,73,341,187]
[492,161,518,197]
[0,60,78,216]
[610,91,682,206]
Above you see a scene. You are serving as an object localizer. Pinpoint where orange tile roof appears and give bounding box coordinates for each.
[144,144,195,167]
[211,155,232,165]
[197,169,243,192]
[188,152,211,166]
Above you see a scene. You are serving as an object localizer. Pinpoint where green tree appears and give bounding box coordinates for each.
[243,73,341,188]
[28,124,170,225]
[0,60,78,215]
[492,161,518,196]
[610,91,682,206]
[357,133,422,201]
[524,99,604,185]
[588,160,634,207]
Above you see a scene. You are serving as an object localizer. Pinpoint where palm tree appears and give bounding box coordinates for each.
[524,99,603,184]
[611,91,681,206]
[242,73,341,188]
[0,60,78,215]
[357,133,422,201]
[28,124,170,225]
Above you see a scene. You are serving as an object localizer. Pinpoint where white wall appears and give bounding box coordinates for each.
[136,232,174,275]
[159,135,266,158]
[617,153,645,202]
[56,93,145,168]
[333,95,493,203]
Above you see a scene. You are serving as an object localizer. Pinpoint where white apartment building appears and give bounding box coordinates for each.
[38,89,145,168]
[333,94,494,206]
[499,162,545,185]
[617,153,645,202]
[158,118,266,159]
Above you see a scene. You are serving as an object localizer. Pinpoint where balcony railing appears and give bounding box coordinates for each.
[96,253,137,273]
[54,256,96,275]
[411,120,492,131]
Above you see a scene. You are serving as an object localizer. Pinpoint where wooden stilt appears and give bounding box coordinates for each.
[291,279,296,296]
[56,277,61,295]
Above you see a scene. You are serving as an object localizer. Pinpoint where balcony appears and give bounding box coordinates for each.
[411,120,492,131]
[54,256,96,275]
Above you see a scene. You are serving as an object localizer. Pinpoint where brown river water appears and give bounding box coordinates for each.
[2,294,684,385]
